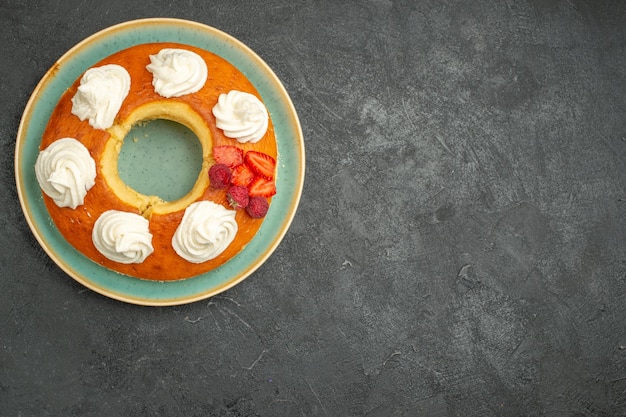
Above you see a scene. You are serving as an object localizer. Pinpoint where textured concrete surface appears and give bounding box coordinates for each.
[2,1,625,416]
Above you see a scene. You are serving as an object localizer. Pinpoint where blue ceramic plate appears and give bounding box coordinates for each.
[15,18,305,306]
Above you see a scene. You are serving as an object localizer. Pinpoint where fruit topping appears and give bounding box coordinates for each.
[248,176,276,197]
[244,151,276,180]
[246,196,269,218]
[208,163,232,189]
[213,145,244,168]
[230,164,255,187]
[226,185,249,209]
[211,147,276,215]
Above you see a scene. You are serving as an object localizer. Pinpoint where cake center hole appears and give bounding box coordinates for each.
[118,119,203,202]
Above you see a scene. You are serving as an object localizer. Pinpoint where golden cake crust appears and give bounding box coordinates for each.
[39,42,277,281]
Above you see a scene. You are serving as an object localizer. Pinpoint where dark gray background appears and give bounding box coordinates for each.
[2,1,625,416]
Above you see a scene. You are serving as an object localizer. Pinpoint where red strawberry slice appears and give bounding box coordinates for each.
[213,146,244,168]
[248,177,276,197]
[244,151,276,180]
[231,164,255,187]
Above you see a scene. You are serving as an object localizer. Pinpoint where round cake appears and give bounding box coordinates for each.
[35,42,278,281]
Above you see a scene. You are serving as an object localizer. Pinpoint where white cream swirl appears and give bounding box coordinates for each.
[35,138,96,209]
[146,48,208,98]
[92,210,154,264]
[212,90,269,143]
[172,201,238,263]
[70,64,130,129]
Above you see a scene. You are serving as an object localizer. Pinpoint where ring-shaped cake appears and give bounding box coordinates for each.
[35,42,278,281]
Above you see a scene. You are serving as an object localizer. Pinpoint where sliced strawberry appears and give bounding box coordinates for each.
[231,164,255,187]
[244,151,276,180]
[213,146,244,168]
[248,176,276,197]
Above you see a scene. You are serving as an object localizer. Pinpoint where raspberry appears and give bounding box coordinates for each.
[227,185,249,209]
[208,164,232,189]
[245,196,269,218]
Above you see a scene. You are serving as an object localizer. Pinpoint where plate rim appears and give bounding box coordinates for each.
[14,18,305,306]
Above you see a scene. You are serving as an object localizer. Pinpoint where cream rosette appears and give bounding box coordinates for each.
[172,201,238,263]
[92,210,154,264]
[35,138,96,209]
[70,64,130,129]
[146,48,208,98]
[212,90,269,143]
